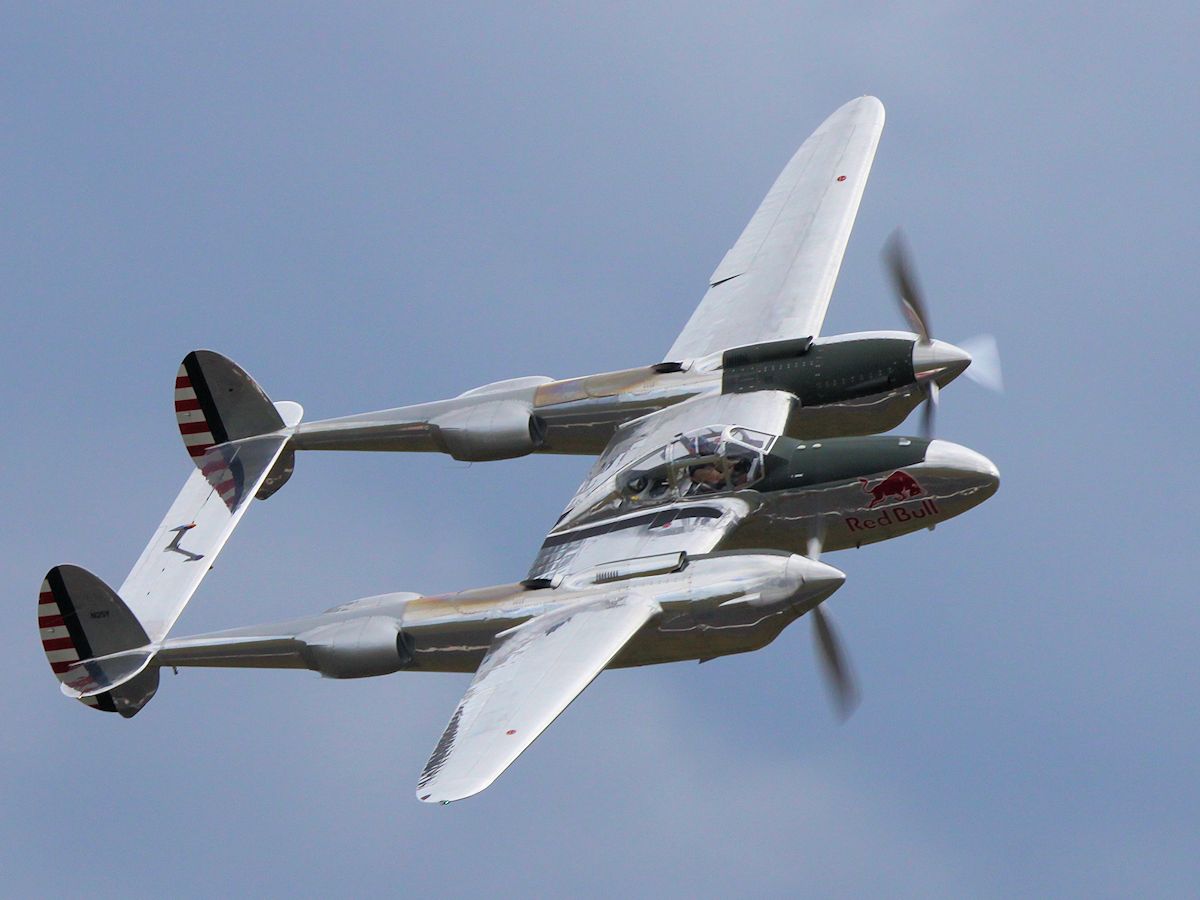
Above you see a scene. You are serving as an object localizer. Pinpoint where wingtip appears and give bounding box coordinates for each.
[818,95,885,135]
[416,776,493,805]
[849,94,885,119]
[416,753,509,803]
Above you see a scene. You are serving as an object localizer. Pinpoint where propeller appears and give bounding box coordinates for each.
[920,379,939,442]
[959,333,1004,393]
[805,530,859,719]
[883,230,932,343]
[811,604,859,720]
[883,230,1003,439]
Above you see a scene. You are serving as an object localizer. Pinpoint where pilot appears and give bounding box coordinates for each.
[729,458,753,488]
[689,463,725,492]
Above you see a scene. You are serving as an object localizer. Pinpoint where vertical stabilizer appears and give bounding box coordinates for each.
[175,350,286,461]
[39,565,158,717]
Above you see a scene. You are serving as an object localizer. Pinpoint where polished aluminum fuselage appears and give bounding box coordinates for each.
[158,440,997,675]
[721,441,999,554]
[166,336,992,678]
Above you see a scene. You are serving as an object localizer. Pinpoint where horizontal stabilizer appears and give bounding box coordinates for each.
[118,419,299,645]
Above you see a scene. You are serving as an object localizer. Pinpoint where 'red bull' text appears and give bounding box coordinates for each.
[845,498,940,532]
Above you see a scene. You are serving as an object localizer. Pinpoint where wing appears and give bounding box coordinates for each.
[417,593,661,803]
[529,495,752,583]
[666,96,885,361]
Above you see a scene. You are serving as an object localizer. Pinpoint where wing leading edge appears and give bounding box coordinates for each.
[417,593,661,803]
[667,96,885,360]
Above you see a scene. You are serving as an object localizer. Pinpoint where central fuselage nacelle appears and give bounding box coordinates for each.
[530,430,1000,581]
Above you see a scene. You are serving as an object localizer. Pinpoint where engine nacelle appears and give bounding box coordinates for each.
[297,616,413,679]
[432,400,547,462]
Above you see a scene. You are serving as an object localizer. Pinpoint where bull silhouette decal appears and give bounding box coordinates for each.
[860,471,923,509]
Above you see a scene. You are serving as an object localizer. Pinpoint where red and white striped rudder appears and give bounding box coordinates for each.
[39,565,158,717]
[175,350,285,464]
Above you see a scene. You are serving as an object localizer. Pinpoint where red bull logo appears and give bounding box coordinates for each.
[859,471,923,508]
[846,470,939,535]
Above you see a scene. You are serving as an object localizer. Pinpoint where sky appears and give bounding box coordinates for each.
[3,3,1198,896]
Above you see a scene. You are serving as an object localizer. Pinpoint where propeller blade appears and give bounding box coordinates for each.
[805,521,827,561]
[920,378,939,440]
[884,229,931,343]
[959,334,1004,393]
[811,605,859,720]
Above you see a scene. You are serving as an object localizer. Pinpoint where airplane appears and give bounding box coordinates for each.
[38,96,1000,803]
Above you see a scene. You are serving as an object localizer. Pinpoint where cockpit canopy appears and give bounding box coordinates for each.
[617,425,775,504]
[560,425,779,527]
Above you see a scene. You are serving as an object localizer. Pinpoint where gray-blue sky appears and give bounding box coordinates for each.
[4,4,1198,896]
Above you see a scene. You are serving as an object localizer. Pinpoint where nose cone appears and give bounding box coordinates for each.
[925,439,999,478]
[912,339,972,385]
[785,555,847,606]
